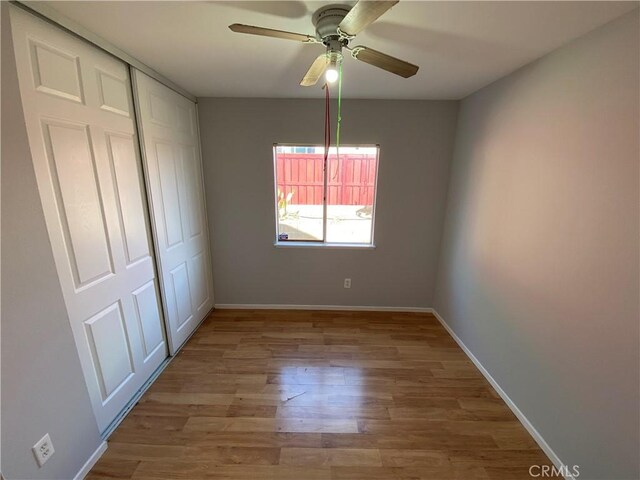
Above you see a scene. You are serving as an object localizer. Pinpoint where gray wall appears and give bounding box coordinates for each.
[1,4,103,479]
[434,10,639,480]
[198,98,458,307]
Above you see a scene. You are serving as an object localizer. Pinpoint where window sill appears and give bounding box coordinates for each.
[274,241,376,250]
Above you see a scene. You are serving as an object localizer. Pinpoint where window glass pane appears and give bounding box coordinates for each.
[326,146,379,244]
[274,146,324,241]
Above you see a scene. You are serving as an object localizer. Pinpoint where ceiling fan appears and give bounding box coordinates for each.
[229,1,419,87]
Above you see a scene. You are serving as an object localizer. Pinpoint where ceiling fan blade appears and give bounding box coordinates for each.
[350,46,419,78]
[301,54,329,86]
[338,1,399,37]
[229,24,318,43]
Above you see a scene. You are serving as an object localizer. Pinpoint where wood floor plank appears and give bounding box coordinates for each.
[205,465,332,479]
[226,404,277,418]
[279,447,382,467]
[130,461,211,480]
[379,448,451,467]
[86,458,140,480]
[330,465,490,479]
[128,403,229,417]
[88,309,558,480]
[276,405,390,420]
[184,416,359,433]
[101,443,186,461]
[190,432,322,448]
[144,392,235,405]
[182,446,280,465]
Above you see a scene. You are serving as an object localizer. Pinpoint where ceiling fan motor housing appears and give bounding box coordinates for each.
[313,5,351,48]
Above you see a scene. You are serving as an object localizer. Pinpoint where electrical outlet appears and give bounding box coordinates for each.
[32,433,54,467]
[344,278,351,289]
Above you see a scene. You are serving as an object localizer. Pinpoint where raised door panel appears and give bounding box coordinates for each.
[181,145,204,238]
[84,302,134,400]
[155,141,184,248]
[169,262,194,330]
[132,281,164,362]
[149,92,174,128]
[43,120,114,287]
[29,38,84,103]
[189,252,209,311]
[106,132,150,265]
[97,70,131,117]
[176,104,193,135]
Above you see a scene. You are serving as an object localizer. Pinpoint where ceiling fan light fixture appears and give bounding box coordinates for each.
[325,67,339,83]
[325,52,342,84]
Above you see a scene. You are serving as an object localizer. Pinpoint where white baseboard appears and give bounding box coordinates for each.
[214,304,433,313]
[73,441,107,480]
[431,309,575,480]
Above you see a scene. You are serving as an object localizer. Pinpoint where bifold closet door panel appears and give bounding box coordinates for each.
[132,70,214,355]
[10,6,168,432]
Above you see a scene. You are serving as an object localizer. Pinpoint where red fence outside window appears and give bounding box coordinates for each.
[276,152,378,206]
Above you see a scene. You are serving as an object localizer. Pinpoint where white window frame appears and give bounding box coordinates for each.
[272,143,380,248]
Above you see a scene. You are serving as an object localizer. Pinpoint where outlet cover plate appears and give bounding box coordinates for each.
[32,433,54,467]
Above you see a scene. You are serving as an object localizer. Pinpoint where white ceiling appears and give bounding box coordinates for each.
[42,1,637,99]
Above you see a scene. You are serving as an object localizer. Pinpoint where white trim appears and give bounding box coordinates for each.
[431,309,575,480]
[214,304,433,313]
[274,242,376,249]
[73,441,107,480]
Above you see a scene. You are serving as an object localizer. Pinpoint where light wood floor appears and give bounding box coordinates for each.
[87,309,558,479]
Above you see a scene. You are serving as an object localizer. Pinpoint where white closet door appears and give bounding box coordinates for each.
[132,70,214,354]
[10,7,167,432]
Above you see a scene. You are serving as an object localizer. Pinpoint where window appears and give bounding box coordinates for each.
[273,144,379,246]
